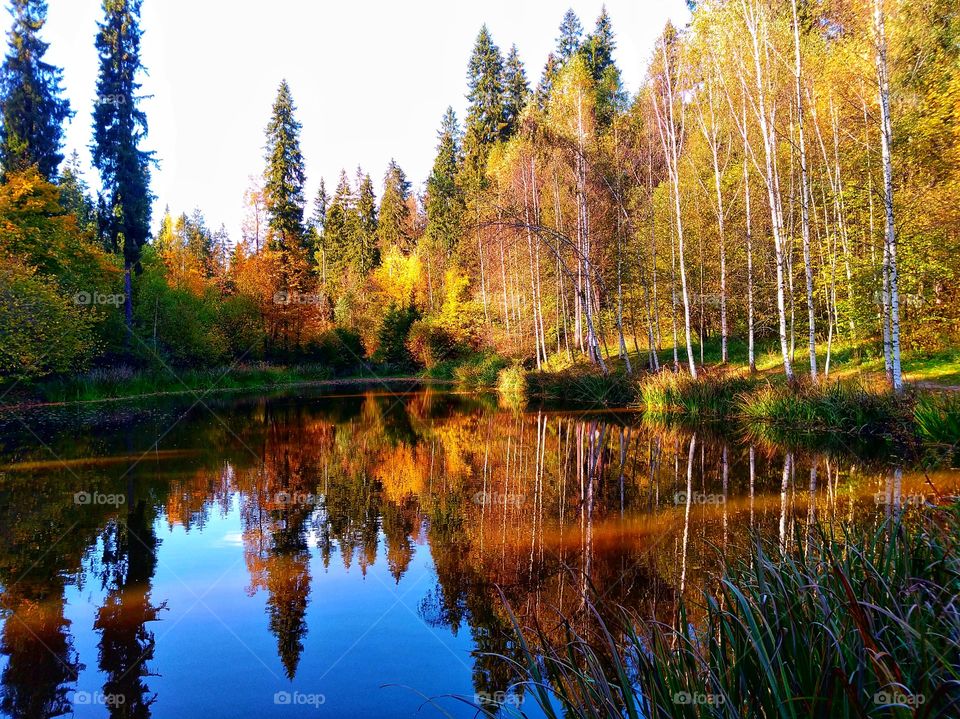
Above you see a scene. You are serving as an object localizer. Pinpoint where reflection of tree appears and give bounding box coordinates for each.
[0,581,82,719]
[94,489,164,719]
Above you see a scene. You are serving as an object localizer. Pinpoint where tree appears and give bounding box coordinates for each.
[0,0,71,180]
[354,169,379,274]
[57,150,97,236]
[583,6,624,127]
[92,0,152,333]
[463,25,506,175]
[263,80,307,252]
[377,159,412,253]
[556,9,583,63]
[503,44,529,137]
[535,53,559,111]
[425,108,464,258]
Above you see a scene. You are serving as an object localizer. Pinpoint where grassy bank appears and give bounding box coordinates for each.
[498,504,960,718]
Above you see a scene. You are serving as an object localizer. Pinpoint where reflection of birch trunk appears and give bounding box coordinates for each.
[680,433,696,598]
[749,446,756,529]
[780,452,793,551]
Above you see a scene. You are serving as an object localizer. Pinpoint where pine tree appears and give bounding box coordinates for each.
[263,80,307,252]
[377,159,412,253]
[556,9,584,63]
[57,150,97,236]
[503,44,530,137]
[92,0,152,332]
[0,0,71,179]
[425,108,464,258]
[463,25,506,176]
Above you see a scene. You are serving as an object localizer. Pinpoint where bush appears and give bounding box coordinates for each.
[372,303,419,368]
[496,363,528,400]
[0,257,100,381]
[309,327,366,372]
[218,293,265,359]
[406,319,460,369]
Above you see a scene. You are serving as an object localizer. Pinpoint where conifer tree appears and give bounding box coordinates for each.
[323,170,352,276]
[503,44,530,137]
[310,180,328,236]
[92,0,152,332]
[263,80,307,252]
[584,6,623,127]
[463,25,506,176]
[425,108,464,258]
[535,53,559,111]
[556,9,584,63]
[0,0,71,179]
[377,159,412,253]
[354,170,379,274]
[58,150,97,236]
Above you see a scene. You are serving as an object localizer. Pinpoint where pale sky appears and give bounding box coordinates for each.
[41,0,690,239]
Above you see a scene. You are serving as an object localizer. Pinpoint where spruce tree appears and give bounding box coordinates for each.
[463,25,506,177]
[323,170,352,276]
[503,44,529,137]
[58,150,97,236]
[0,0,71,179]
[354,169,379,274]
[556,9,583,63]
[92,0,152,332]
[310,180,328,236]
[263,80,307,252]
[584,5,624,126]
[535,53,559,112]
[425,107,464,258]
[377,159,412,253]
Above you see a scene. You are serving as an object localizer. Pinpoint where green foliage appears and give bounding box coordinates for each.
[92,0,151,271]
[463,25,506,176]
[425,108,464,257]
[377,159,412,253]
[502,44,529,138]
[504,506,960,719]
[496,363,528,400]
[638,370,752,418]
[263,80,307,251]
[913,393,960,445]
[0,0,71,180]
[0,256,98,380]
[309,327,365,372]
[372,303,419,367]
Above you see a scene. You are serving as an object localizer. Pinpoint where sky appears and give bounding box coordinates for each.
[41,0,690,240]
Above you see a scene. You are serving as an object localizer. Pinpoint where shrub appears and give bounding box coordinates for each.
[452,353,510,388]
[496,363,528,401]
[372,303,419,367]
[310,327,365,372]
[406,319,459,369]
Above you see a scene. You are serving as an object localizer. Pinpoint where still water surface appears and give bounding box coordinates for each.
[0,387,955,718]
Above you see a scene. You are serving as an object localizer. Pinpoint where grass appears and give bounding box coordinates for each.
[24,361,439,406]
[495,504,960,718]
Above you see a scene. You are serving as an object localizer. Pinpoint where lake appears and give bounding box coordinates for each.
[0,386,955,718]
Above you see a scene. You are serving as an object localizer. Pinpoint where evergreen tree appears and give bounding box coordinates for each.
[377,159,412,253]
[425,108,464,258]
[263,80,307,252]
[584,5,624,126]
[463,25,506,176]
[310,180,328,236]
[535,53,559,112]
[92,0,152,331]
[57,150,97,236]
[503,44,530,137]
[354,169,379,273]
[556,9,583,63]
[0,0,71,179]
[323,170,352,273]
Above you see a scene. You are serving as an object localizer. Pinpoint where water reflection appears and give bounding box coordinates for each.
[0,389,955,718]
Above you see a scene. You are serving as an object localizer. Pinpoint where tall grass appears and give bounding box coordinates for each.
[495,506,960,718]
[914,393,960,446]
[637,370,751,418]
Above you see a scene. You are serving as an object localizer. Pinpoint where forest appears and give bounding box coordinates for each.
[0,0,958,403]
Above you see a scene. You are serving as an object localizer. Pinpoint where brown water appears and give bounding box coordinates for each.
[0,387,955,718]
